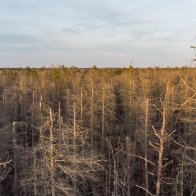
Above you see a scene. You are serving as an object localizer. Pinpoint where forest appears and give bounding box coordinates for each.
[0,67,195,196]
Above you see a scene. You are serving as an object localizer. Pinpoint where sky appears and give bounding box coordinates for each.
[0,0,196,67]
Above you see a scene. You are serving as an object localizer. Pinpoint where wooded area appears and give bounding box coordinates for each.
[0,67,195,196]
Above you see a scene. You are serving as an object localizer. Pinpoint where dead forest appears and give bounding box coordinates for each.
[0,67,195,196]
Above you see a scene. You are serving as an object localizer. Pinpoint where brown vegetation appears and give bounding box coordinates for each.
[0,67,195,195]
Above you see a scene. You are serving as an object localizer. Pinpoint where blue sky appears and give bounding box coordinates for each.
[0,0,196,67]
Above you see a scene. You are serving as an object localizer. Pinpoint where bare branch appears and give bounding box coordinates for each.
[149,141,160,153]
[152,126,161,140]
[136,185,156,196]
[131,155,157,167]
[0,160,12,167]
[163,160,173,169]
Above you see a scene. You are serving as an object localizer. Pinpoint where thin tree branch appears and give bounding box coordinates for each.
[136,185,156,196]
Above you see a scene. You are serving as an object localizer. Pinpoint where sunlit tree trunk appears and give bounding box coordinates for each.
[145,99,149,195]
[101,81,105,153]
[80,86,83,129]
[90,80,94,150]
[13,122,18,196]
[39,96,44,145]
[155,94,167,196]
[126,136,131,196]
[49,108,55,196]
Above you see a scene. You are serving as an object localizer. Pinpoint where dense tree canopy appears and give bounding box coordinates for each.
[0,67,195,196]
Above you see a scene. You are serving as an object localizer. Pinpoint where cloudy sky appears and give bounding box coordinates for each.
[0,0,196,67]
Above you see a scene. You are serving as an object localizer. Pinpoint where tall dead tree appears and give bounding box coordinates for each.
[13,122,18,196]
[90,79,94,150]
[144,99,149,196]
[49,109,55,196]
[101,81,105,153]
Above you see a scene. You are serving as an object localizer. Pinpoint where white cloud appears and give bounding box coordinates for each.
[0,0,195,67]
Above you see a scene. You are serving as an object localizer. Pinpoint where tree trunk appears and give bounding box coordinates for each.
[145,99,149,195]
[49,109,55,196]
[126,136,131,196]
[90,80,94,150]
[101,83,105,153]
[33,147,37,196]
[13,122,18,196]
[155,106,166,196]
